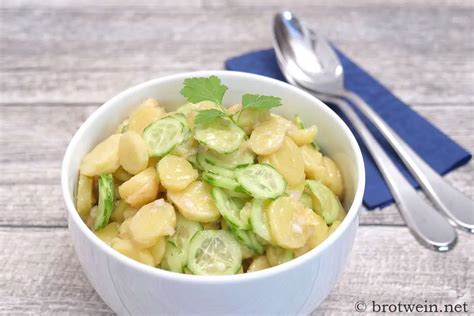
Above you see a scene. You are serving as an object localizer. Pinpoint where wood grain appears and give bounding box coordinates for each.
[0,0,473,104]
[0,226,472,315]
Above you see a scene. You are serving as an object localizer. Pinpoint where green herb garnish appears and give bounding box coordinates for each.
[180,76,228,107]
[181,75,282,127]
[241,94,282,111]
[194,109,227,125]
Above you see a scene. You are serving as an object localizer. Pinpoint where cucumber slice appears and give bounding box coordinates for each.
[223,189,250,199]
[249,199,272,242]
[161,241,187,273]
[197,151,234,178]
[235,164,286,199]
[227,223,264,255]
[294,115,305,129]
[241,244,256,259]
[300,192,313,210]
[239,202,252,230]
[202,172,242,192]
[168,214,203,251]
[202,145,255,169]
[168,112,189,129]
[187,230,242,275]
[194,116,245,154]
[211,187,246,228]
[306,180,340,224]
[143,116,186,157]
[94,174,115,230]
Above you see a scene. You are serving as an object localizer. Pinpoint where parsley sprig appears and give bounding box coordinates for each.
[180,75,282,126]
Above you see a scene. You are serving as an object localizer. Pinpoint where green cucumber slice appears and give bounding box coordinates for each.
[143,116,186,157]
[306,180,340,224]
[227,223,264,255]
[187,230,242,275]
[202,172,242,192]
[235,164,286,199]
[222,189,250,199]
[168,214,203,251]
[161,241,187,273]
[194,116,245,154]
[202,145,255,169]
[197,151,235,178]
[300,192,313,210]
[249,199,272,243]
[240,244,256,259]
[94,174,115,230]
[239,202,252,230]
[211,187,246,228]
[294,115,305,129]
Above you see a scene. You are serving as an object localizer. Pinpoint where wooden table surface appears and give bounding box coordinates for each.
[1,0,473,314]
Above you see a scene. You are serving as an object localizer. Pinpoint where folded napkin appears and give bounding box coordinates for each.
[225,48,472,209]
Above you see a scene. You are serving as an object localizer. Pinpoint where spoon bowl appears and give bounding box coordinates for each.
[273,12,344,94]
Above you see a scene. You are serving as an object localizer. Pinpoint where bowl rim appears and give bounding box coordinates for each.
[62,70,365,284]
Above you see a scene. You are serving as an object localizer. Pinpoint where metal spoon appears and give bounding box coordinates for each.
[273,13,458,251]
[273,11,474,233]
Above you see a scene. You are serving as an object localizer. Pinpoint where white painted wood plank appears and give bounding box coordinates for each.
[0,2,472,104]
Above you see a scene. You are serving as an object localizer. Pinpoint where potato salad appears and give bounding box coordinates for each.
[76,76,346,275]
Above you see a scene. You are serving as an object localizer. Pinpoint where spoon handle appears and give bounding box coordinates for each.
[315,93,457,251]
[341,90,474,233]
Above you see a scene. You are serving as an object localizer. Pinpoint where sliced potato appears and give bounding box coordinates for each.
[86,206,98,230]
[128,98,165,134]
[328,220,342,235]
[157,155,198,191]
[247,255,271,273]
[76,173,94,218]
[294,214,328,257]
[262,137,305,187]
[285,181,306,201]
[265,245,294,267]
[110,200,129,223]
[149,237,166,266]
[113,167,132,183]
[95,222,120,245]
[123,206,138,219]
[171,137,199,158]
[248,117,286,155]
[182,101,219,128]
[287,125,318,146]
[234,108,270,134]
[119,131,149,175]
[111,238,154,266]
[267,196,318,249]
[80,134,121,176]
[119,217,132,239]
[116,119,129,134]
[118,167,159,208]
[300,145,344,198]
[129,199,177,248]
[167,181,221,223]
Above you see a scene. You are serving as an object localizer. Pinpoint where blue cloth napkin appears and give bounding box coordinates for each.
[225,48,472,209]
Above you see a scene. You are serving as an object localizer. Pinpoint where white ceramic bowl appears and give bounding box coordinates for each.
[62,71,365,315]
